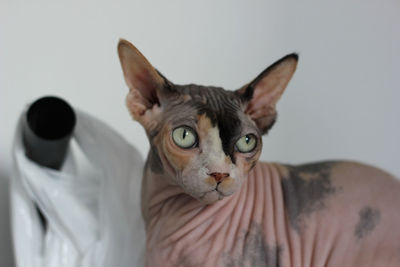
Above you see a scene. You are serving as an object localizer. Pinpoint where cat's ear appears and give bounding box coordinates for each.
[235,53,298,134]
[118,39,171,128]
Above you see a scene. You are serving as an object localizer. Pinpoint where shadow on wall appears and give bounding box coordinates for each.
[0,172,15,267]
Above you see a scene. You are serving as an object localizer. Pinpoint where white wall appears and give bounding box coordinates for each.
[1,0,399,265]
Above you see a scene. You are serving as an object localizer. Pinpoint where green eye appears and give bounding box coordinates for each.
[236,134,257,153]
[172,126,198,149]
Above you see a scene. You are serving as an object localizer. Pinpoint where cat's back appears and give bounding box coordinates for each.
[268,160,400,267]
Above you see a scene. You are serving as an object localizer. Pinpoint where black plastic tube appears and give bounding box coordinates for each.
[22,96,76,170]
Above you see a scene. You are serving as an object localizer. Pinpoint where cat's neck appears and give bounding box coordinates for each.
[141,162,205,230]
[141,158,288,248]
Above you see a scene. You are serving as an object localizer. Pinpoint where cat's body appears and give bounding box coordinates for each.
[117,39,400,267]
[143,160,400,267]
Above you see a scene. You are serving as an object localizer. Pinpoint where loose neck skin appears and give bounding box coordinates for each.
[141,155,291,265]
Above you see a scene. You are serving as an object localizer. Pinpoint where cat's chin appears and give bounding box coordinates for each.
[198,190,227,204]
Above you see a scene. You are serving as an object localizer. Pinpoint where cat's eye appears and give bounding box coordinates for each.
[172,126,198,149]
[236,134,257,153]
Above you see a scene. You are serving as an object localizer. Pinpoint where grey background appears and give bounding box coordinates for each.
[1,0,399,266]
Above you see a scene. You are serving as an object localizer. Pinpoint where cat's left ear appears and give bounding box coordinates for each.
[235,53,298,134]
[118,39,172,130]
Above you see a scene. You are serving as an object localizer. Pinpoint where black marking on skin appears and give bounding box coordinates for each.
[173,84,244,162]
[281,162,337,232]
[250,160,257,170]
[148,127,160,141]
[147,145,164,174]
[354,206,381,240]
[226,223,282,267]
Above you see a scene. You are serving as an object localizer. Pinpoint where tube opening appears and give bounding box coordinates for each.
[27,96,76,140]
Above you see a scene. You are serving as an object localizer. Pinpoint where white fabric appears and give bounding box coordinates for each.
[11,108,145,267]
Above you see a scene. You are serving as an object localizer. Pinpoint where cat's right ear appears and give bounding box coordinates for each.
[118,39,169,128]
[235,53,298,134]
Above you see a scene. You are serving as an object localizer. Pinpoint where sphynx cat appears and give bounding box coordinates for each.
[117,39,400,267]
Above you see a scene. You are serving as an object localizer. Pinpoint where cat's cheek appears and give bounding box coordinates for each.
[218,178,242,196]
[180,164,217,197]
[158,131,196,176]
[180,158,207,182]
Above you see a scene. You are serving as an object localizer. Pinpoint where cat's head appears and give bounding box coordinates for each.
[118,39,297,204]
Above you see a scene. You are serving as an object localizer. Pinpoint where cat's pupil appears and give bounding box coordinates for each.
[182,129,188,139]
[245,135,250,144]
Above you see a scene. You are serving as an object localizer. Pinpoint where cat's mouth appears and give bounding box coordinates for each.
[215,183,229,199]
[188,174,240,203]
[198,190,224,203]
[198,184,228,202]
[215,187,225,200]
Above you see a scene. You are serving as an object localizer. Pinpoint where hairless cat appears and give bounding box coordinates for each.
[117,39,400,267]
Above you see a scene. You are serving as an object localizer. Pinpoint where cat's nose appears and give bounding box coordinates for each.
[209,172,230,183]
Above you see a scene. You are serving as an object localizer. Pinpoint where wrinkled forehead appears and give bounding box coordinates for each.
[163,84,245,157]
[173,84,242,122]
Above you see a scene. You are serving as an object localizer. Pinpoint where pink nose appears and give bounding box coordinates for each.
[209,172,230,183]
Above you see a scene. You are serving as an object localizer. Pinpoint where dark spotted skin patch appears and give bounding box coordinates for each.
[226,223,282,267]
[355,206,381,240]
[147,145,164,174]
[281,162,337,232]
